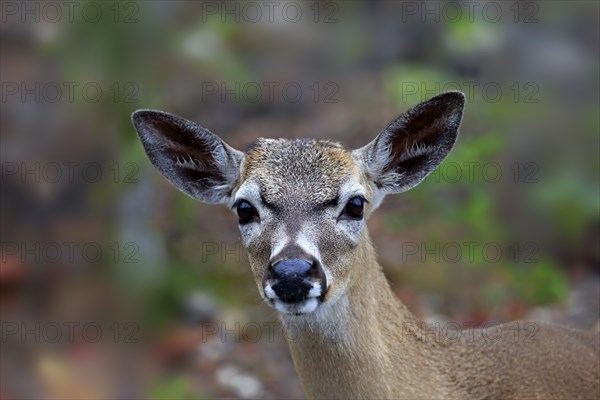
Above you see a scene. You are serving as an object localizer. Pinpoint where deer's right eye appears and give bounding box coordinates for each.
[236,200,259,224]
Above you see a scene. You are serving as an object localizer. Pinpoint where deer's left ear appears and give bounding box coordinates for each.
[353,91,465,197]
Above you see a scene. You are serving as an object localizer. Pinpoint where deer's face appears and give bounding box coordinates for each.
[132,92,464,315]
[230,139,372,314]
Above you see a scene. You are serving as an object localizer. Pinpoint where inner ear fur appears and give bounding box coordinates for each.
[132,110,243,204]
[354,91,465,194]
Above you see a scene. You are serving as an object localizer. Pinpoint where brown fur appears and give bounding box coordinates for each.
[242,138,357,204]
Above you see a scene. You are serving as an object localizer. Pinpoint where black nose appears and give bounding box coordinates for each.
[272,259,313,279]
[270,258,315,303]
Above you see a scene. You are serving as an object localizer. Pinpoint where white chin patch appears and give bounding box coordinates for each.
[273,298,319,315]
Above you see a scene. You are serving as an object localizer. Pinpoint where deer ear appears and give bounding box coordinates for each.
[353,91,465,196]
[132,110,243,204]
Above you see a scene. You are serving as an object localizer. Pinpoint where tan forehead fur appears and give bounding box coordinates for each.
[242,138,358,204]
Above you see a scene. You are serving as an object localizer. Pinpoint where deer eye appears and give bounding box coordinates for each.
[236,200,259,224]
[341,196,365,220]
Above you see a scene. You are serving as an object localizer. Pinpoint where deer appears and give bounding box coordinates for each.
[132,92,599,399]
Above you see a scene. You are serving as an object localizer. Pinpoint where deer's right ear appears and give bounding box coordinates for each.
[132,110,243,204]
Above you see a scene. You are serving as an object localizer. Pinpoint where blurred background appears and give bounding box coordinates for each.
[1,1,598,398]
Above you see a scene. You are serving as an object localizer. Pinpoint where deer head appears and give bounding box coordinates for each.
[132,92,465,316]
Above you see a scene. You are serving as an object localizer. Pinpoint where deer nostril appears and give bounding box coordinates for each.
[271,258,313,279]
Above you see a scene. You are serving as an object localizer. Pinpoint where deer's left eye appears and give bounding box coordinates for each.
[236,200,260,224]
[340,196,365,220]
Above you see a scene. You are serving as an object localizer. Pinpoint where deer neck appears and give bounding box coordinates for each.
[281,233,450,399]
